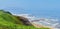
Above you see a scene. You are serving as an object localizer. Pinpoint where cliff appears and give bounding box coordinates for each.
[0,10,50,29]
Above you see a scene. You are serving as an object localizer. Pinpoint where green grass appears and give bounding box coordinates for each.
[0,10,50,29]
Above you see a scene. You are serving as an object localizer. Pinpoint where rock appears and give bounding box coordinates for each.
[15,16,32,26]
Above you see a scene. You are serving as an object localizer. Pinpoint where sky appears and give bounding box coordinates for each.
[0,0,60,18]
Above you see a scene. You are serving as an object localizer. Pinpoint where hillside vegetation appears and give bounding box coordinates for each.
[0,10,50,29]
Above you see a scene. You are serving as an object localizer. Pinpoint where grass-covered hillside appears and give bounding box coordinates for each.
[0,10,50,29]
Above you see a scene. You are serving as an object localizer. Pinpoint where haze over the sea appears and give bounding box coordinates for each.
[0,0,60,19]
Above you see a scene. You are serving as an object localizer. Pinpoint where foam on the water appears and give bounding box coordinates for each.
[13,14,60,29]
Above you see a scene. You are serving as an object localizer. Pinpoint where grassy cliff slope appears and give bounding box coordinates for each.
[0,10,50,29]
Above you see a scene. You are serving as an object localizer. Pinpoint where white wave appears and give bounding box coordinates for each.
[13,14,60,29]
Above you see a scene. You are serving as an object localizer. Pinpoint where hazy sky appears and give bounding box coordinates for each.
[0,0,60,18]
